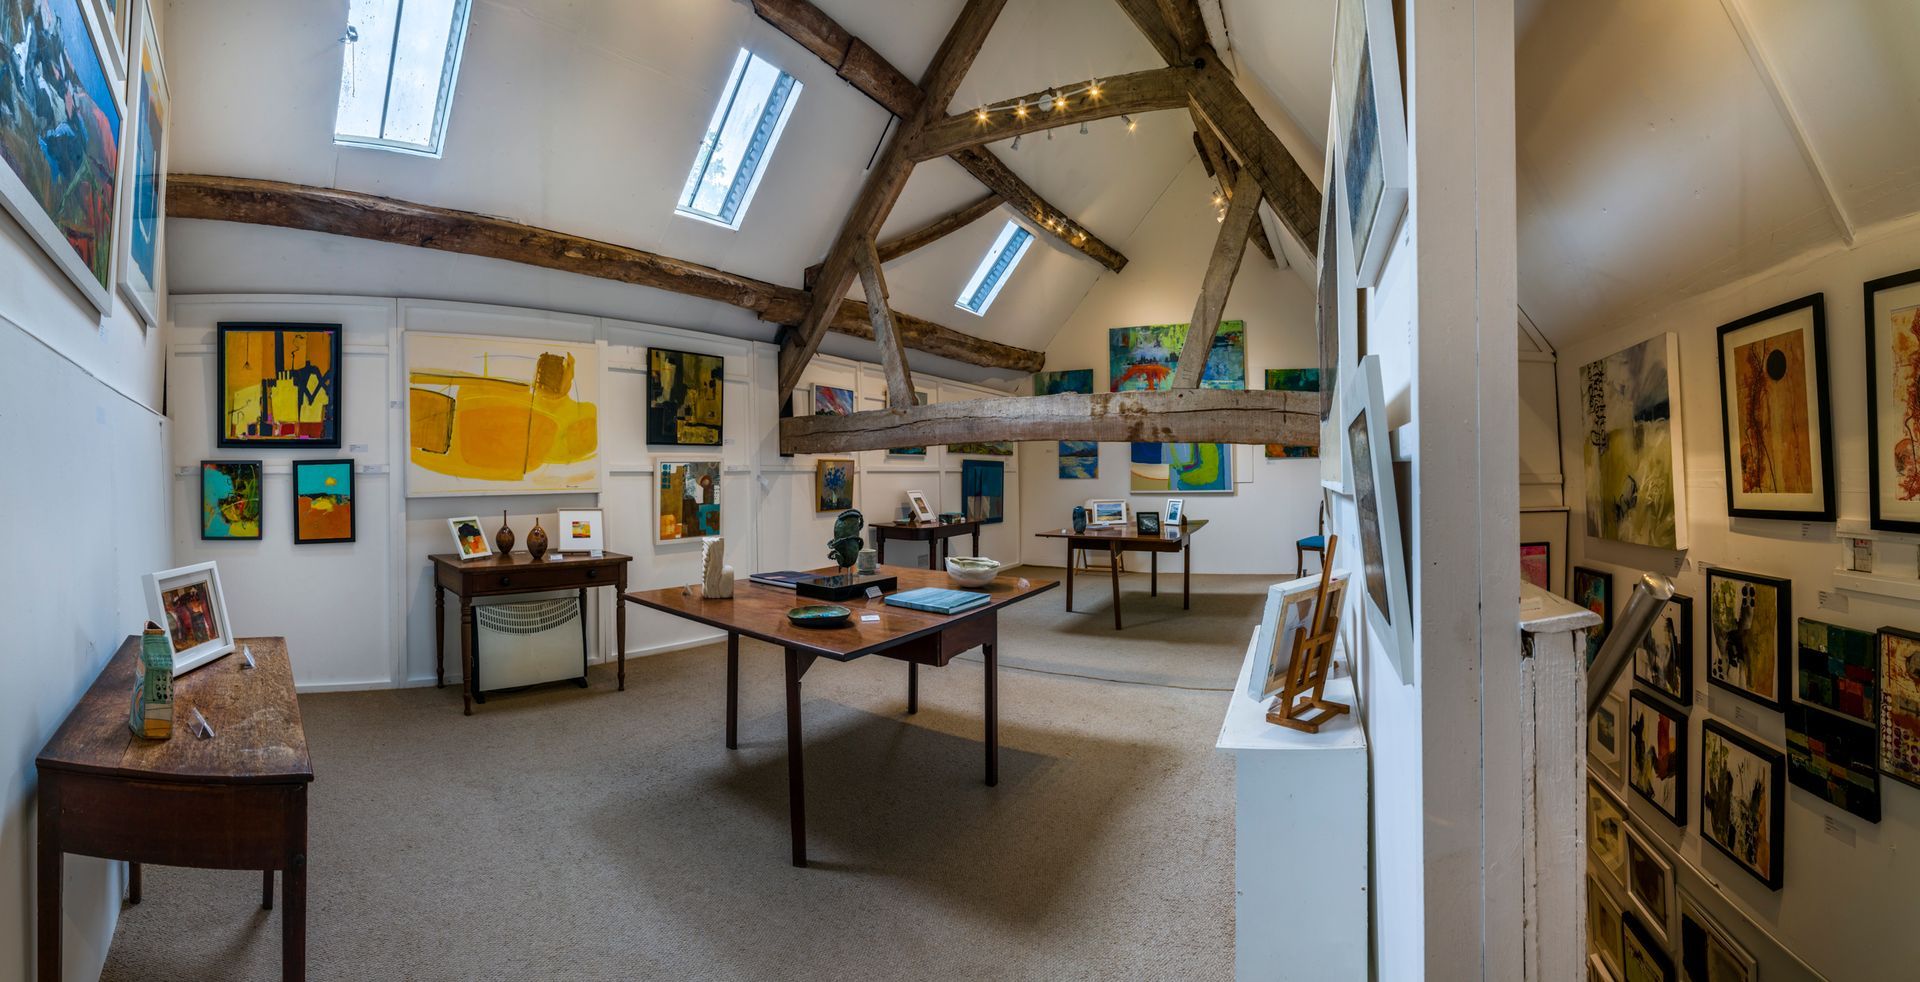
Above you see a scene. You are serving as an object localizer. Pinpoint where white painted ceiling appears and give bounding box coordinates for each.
[1516,0,1920,346]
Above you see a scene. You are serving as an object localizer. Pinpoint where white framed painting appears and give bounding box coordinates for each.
[1331,0,1407,288]
[556,508,605,554]
[905,489,935,524]
[448,516,492,560]
[405,332,601,497]
[1344,355,1413,683]
[1589,687,1625,783]
[1580,333,1688,550]
[114,0,167,330]
[86,0,129,81]
[1165,498,1185,525]
[656,459,721,544]
[1087,499,1128,526]
[143,561,235,676]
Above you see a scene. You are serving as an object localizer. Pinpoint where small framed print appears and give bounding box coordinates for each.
[1573,566,1613,667]
[1699,719,1785,890]
[1633,594,1692,705]
[1087,499,1127,526]
[1252,575,1326,700]
[1623,824,1672,944]
[556,508,605,554]
[1588,776,1628,887]
[1621,911,1674,982]
[1590,689,1625,782]
[1165,498,1185,525]
[1586,873,1624,977]
[1705,567,1791,710]
[1715,293,1835,521]
[1678,890,1757,982]
[449,516,492,560]
[1627,691,1687,825]
[201,459,263,540]
[291,459,355,544]
[905,490,936,524]
[144,561,236,676]
[1796,617,1876,724]
[1136,511,1161,536]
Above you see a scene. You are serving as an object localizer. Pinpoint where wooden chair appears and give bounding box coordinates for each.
[1296,501,1326,576]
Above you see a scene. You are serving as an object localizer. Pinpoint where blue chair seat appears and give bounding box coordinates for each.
[1296,535,1326,549]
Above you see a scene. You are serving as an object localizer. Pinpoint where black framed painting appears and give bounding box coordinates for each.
[1699,719,1785,890]
[1621,911,1674,982]
[1627,691,1687,826]
[1796,617,1876,723]
[1881,627,1920,792]
[1865,267,1920,532]
[1633,593,1692,705]
[1704,567,1791,710]
[646,347,723,446]
[216,323,343,448]
[1787,704,1880,823]
[291,459,356,544]
[1573,566,1613,667]
[200,459,262,540]
[1715,294,1834,521]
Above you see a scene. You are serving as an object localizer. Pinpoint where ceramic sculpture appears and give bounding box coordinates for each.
[701,536,735,598]
[129,621,174,739]
[829,510,864,573]
[496,511,515,555]
[527,518,548,560]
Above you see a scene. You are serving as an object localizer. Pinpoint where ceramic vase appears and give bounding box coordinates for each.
[496,511,515,555]
[527,519,548,560]
[1072,506,1087,534]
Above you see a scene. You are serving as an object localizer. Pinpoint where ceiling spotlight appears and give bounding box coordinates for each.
[975,107,989,123]
[1122,114,1136,132]
[1015,100,1027,118]
[1079,121,1088,135]
[1088,79,1102,98]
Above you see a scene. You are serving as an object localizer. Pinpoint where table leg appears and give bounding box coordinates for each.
[616,567,628,692]
[1065,542,1075,612]
[1151,552,1158,597]
[972,528,981,557]
[283,786,307,982]
[460,600,475,716]
[725,633,739,750]
[1110,543,1123,631]
[876,529,887,565]
[434,585,445,689]
[908,661,919,715]
[1184,539,1192,610]
[128,861,141,905]
[262,869,274,910]
[37,781,59,982]
[783,647,808,868]
[984,641,999,787]
[578,588,591,688]
[927,537,938,571]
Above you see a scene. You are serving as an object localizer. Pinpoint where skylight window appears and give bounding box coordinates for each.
[677,50,803,230]
[336,0,475,156]
[955,221,1035,316]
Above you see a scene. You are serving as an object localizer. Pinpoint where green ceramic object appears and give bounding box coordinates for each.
[828,509,864,571]
[787,604,852,628]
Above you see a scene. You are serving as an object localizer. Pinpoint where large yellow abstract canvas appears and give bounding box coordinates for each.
[405,333,600,496]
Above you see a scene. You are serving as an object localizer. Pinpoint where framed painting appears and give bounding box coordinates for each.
[1520,542,1550,590]
[1881,627,1920,791]
[1678,891,1756,982]
[948,441,1013,457]
[218,323,342,448]
[1864,268,1920,532]
[1264,369,1321,457]
[1787,704,1881,822]
[1716,294,1834,521]
[1588,775,1628,886]
[656,459,720,543]
[555,508,604,555]
[84,0,128,79]
[1136,511,1161,536]
[1036,370,1096,477]
[1251,574,1328,700]
[1797,617,1876,723]
[447,516,490,560]
[961,459,1004,525]
[1621,912,1674,982]
[1591,689,1625,783]
[885,388,928,455]
[905,489,935,524]
[1587,873,1624,977]
[1330,0,1407,288]
[1345,355,1413,683]
[143,561,236,676]
[1165,498,1185,525]
[1705,567,1791,710]
[406,332,598,496]
[1573,566,1613,668]
[812,384,853,417]
[646,347,723,446]
[290,459,354,544]
[815,458,854,512]
[1623,824,1671,945]
[1112,321,1243,495]
[113,0,166,330]
[1520,508,1569,595]
[1316,132,1343,423]
[1087,499,1127,527]
[0,0,124,313]
[1634,594,1693,705]
[200,460,262,540]
[1627,691,1686,825]
[1699,719,1784,890]
[1580,334,1687,549]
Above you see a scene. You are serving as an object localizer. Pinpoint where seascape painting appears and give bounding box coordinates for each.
[219,324,342,448]
[961,459,1004,525]
[647,348,724,446]
[1879,628,1920,791]
[1864,269,1920,532]
[1581,334,1686,549]
[200,460,262,540]
[406,333,599,496]
[1700,720,1783,889]
[657,460,720,543]
[1264,369,1321,458]
[1111,321,1244,495]
[815,458,853,512]
[1796,617,1876,723]
[1717,295,1832,520]
[1787,705,1880,823]
[1706,568,1789,709]
[1627,692,1685,824]
[292,459,354,544]
[1036,369,1096,477]
[1633,594,1692,704]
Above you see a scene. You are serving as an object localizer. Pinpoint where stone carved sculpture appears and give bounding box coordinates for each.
[701,536,735,598]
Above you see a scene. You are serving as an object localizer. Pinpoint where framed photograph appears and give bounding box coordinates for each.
[1797,617,1876,724]
[1580,333,1688,550]
[1591,689,1626,782]
[1251,574,1328,700]
[1699,719,1785,890]
[657,459,721,543]
[1678,890,1757,982]
[1627,691,1687,825]
[1588,775,1628,886]
[1345,354,1413,683]
[219,324,343,448]
[1331,0,1406,288]
[1587,873,1624,976]
[555,508,605,554]
[143,561,236,676]
[113,0,166,330]
[646,347,724,446]
[1787,704,1880,822]
[1165,498,1185,525]
[905,490,935,524]
[1573,566,1614,667]
[816,458,854,512]
[1621,911,1675,982]
[1136,511,1161,536]
[812,384,853,417]
[1520,541,1550,590]
[291,459,354,544]
[201,460,262,540]
[1633,594,1693,705]
[1716,294,1834,520]
[1881,627,1920,790]
[1520,508,1570,595]
[1623,824,1671,944]
[1865,268,1920,531]
[1705,567,1791,710]
[448,516,491,560]
[1087,498,1128,527]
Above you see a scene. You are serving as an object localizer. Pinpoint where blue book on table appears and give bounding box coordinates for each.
[884,587,991,615]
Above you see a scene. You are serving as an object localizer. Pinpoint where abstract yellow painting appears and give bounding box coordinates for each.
[405,333,600,496]
[218,324,341,447]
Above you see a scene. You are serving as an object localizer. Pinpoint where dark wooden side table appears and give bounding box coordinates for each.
[1033,519,1209,629]
[37,636,313,981]
[430,551,631,715]
[870,520,983,569]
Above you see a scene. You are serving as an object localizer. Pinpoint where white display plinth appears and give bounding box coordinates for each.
[1217,631,1368,982]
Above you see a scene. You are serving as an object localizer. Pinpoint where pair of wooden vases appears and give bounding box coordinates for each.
[494,511,548,559]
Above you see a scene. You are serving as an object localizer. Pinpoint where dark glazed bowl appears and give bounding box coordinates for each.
[787,604,852,628]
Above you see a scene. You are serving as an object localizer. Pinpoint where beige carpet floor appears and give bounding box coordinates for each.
[101,567,1276,982]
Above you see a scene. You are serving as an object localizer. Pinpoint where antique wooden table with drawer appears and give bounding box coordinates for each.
[429,551,631,715]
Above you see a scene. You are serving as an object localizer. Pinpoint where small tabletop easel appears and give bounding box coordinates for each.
[1267,534,1351,733]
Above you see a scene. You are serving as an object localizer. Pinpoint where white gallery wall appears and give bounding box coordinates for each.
[1561,213,1920,982]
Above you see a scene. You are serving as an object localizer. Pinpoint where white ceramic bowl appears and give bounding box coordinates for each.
[945,556,1002,587]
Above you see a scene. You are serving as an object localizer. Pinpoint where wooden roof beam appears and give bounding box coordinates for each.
[855,238,916,409]
[1191,112,1276,266]
[1188,69,1318,254]
[950,148,1126,273]
[804,192,1000,290]
[1172,169,1261,388]
[907,66,1195,162]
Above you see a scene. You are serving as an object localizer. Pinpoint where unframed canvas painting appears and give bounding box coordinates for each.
[1520,542,1550,590]
[1111,321,1243,494]
[647,347,723,446]
[1265,369,1321,457]
[407,333,599,495]
[1581,334,1686,549]
[1797,617,1876,723]
[219,324,342,447]
[1787,704,1881,823]
[657,460,720,542]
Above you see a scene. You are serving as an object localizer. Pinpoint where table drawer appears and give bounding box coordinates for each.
[469,564,612,595]
[50,772,301,869]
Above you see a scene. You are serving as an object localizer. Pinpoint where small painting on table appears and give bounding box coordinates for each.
[1706,568,1791,709]
[1573,566,1613,667]
[1634,594,1693,705]
[1788,704,1881,822]
[1621,912,1674,982]
[1882,627,1920,790]
[291,459,354,544]
[1864,268,1920,532]
[961,459,1004,525]
[1088,499,1127,527]
[816,458,854,512]
[201,460,262,540]
[1589,776,1628,885]
[1520,542,1550,590]
[143,561,236,675]
[219,324,342,448]
[1700,719,1784,890]
[812,384,854,417]
[556,508,604,554]
[1264,368,1321,457]
[1581,334,1687,549]
[1679,892,1756,982]
[1716,294,1834,521]
[1624,823,1671,944]
[657,460,721,543]
[1136,511,1161,536]
[1591,689,1625,782]
[1797,617,1876,723]
[448,516,490,560]
[1588,874,1624,976]
[1253,574,1327,700]
[646,347,724,446]
[1628,691,1686,825]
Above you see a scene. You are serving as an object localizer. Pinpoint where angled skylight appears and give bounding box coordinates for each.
[336,0,475,156]
[955,221,1035,316]
[677,50,803,230]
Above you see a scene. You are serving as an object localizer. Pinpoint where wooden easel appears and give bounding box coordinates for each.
[1267,534,1352,733]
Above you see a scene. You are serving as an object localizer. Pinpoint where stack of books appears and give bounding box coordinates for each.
[883,587,991,615]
